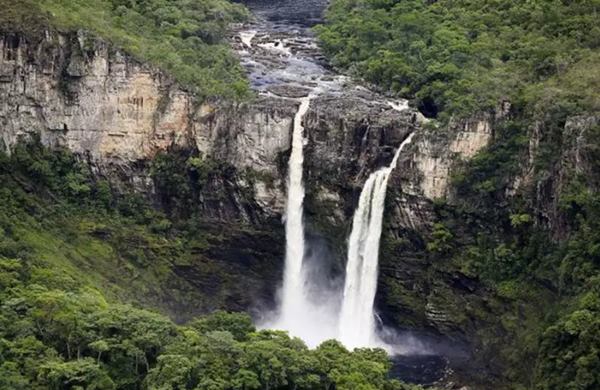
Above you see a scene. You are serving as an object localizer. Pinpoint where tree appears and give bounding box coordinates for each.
[190,311,255,341]
[38,358,116,390]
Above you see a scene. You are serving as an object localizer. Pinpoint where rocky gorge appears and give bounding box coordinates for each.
[2,0,598,388]
[0,2,505,386]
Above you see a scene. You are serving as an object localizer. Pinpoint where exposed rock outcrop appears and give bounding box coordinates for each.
[511,115,600,238]
[0,32,193,161]
[1,27,498,227]
[0,31,298,217]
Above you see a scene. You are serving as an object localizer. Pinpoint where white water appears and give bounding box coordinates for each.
[387,99,409,112]
[258,40,292,56]
[239,30,257,47]
[280,97,310,319]
[338,133,415,349]
[269,96,337,347]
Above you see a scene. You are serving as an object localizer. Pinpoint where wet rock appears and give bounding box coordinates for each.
[267,84,311,98]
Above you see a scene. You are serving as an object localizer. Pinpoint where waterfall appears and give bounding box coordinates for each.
[275,97,312,335]
[338,133,415,349]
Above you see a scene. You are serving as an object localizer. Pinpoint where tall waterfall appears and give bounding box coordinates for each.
[276,97,312,335]
[338,133,415,349]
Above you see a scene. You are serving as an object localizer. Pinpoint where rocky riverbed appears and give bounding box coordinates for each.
[231,0,414,113]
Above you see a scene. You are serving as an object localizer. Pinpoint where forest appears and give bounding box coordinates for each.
[316,0,600,119]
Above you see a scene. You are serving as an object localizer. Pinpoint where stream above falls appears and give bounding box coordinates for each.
[232,0,409,107]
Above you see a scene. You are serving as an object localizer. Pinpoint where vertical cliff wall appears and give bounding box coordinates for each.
[1,28,499,226]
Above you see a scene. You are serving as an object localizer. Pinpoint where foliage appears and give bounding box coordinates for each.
[0,257,417,390]
[150,150,222,216]
[0,138,283,326]
[426,223,453,254]
[535,280,600,390]
[416,114,600,388]
[1,0,250,100]
[0,0,50,37]
[317,0,600,119]
[0,140,425,390]
[189,310,256,341]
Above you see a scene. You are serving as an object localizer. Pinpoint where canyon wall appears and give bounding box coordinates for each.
[1,30,494,216]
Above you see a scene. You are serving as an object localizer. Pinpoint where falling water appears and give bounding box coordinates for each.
[338,133,415,349]
[239,30,257,47]
[275,97,312,333]
[237,4,418,350]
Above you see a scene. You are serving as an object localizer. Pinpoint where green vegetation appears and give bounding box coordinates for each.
[0,141,426,389]
[0,278,418,389]
[316,0,600,119]
[535,281,600,389]
[0,137,285,321]
[379,123,600,388]
[3,0,599,388]
[2,0,250,100]
[421,119,600,388]
[318,1,600,387]
[418,119,600,388]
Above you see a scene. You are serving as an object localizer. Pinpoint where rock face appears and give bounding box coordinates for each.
[1,29,487,218]
[410,117,493,200]
[0,30,300,216]
[0,32,193,162]
[0,26,496,292]
[511,115,600,239]
[5,7,598,387]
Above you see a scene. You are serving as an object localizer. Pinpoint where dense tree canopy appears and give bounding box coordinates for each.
[0,274,419,389]
[317,0,600,119]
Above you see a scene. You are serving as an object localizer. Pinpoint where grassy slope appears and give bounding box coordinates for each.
[0,141,283,322]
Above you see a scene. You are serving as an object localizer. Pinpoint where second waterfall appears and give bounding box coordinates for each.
[338,133,415,349]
